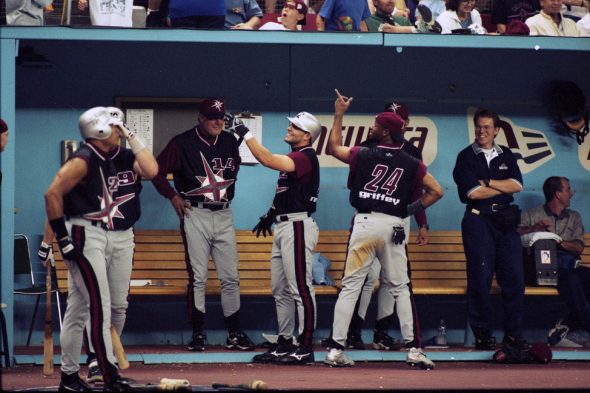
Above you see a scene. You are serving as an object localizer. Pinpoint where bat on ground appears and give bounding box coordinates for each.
[212,380,268,390]
[110,325,129,370]
[43,262,53,377]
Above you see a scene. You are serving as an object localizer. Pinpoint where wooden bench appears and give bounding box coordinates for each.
[54,230,590,297]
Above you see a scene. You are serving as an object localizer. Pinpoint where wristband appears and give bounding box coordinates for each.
[127,135,147,154]
[243,131,254,141]
[49,217,69,240]
[407,199,425,216]
[483,179,490,187]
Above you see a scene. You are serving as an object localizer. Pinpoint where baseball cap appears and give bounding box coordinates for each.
[383,101,409,121]
[200,98,225,120]
[503,20,530,36]
[287,112,322,143]
[0,118,7,133]
[376,112,405,134]
[285,0,308,25]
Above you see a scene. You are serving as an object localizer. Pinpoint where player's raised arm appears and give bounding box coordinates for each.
[327,89,354,163]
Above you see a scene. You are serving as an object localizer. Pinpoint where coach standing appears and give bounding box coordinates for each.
[224,110,322,365]
[151,98,255,352]
[452,108,527,352]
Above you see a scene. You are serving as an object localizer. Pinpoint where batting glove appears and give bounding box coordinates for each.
[391,226,406,245]
[37,242,55,268]
[252,208,276,238]
[49,217,79,262]
[224,114,253,140]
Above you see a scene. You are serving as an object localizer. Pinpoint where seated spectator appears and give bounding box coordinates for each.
[436,0,487,34]
[168,0,225,28]
[525,0,580,35]
[492,0,541,33]
[577,1,590,35]
[6,0,52,25]
[77,0,133,26]
[366,0,441,32]
[225,0,263,29]
[316,0,371,31]
[562,0,588,22]
[518,176,588,347]
[259,0,308,30]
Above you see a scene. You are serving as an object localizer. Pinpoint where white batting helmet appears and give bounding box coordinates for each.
[287,112,322,143]
[107,106,125,124]
[79,107,114,140]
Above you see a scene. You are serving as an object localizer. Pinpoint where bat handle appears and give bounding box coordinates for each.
[111,326,129,370]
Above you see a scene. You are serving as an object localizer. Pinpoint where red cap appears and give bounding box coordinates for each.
[0,118,7,133]
[383,101,409,120]
[376,112,405,134]
[199,98,225,120]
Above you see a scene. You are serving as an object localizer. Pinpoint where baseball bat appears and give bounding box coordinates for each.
[211,380,268,390]
[43,262,53,376]
[111,325,130,370]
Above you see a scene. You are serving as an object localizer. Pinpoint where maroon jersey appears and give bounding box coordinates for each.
[64,143,141,230]
[152,127,241,204]
[271,146,320,215]
[348,144,426,217]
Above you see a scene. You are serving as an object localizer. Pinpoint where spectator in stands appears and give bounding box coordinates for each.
[517,176,588,347]
[6,0,52,25]
[167,0,225,28]
[316,0,371,31]
[452,108,527,352]
[562,0,588,22]
[225,0,263,29]
[259,0,308,30]
[577,1,590,34]
[415,0,446,22]
[366,0,440,33]
[436,0,487,33]
[77,0,133,27]
[525,0,580,35]
[492,0,540,33]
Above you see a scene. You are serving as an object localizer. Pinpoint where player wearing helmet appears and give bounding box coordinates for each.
[40,106,157,392]
[225,110,322,365]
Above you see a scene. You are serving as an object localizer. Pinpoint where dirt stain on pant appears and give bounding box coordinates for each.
[345,239,384,276]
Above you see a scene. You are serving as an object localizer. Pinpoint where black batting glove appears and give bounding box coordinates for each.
[391,226,406,245]
[49,217,79,262]
[252,208,276,238]
[37,241,55,268]
[224,114,250,138]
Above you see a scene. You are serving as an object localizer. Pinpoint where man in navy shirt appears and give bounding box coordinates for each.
[453,108,527,352]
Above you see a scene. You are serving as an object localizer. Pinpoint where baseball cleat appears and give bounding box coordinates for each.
[85,360,103,383]
[225,331,255,351]
[252,338,296,363]
[187,333,207,351]
[548,319,570,346]
[372,330,401,350]
[406,347,435,370]
[59,371,93,392]
[274,347,315,365]
[475,335,497,351]
[346,333,365,350]
[324,348,355,367]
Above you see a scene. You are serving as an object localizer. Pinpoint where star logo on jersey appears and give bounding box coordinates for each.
[83,168,136,230]
[184,152,234,202]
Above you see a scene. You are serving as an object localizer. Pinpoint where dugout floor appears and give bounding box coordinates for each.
[3,345,590,391]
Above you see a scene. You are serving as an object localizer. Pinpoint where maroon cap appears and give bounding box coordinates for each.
[383,101,409,120]
[504,20,530,36]
[199,98,225,120]
[376,112,405,134]
[0,118,7,133]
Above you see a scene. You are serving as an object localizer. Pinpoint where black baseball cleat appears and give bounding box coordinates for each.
[346,333,365,350]
[59,371,93,392]
[225,331,255,351]
[187,332,207,351]
[475,335,497,350]
[372,330,402,350]
[105,376,137,392]
[252,336,295,363]
[503,335,530,350]
[274,347,315,365]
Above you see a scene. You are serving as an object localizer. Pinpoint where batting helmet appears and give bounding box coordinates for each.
[79,107,114,141]
[107,106,125,124]
[287,112,322,143]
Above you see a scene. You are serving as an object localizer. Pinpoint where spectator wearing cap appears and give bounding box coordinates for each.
[1,118,8,186]
[491,0,540,34]
[225,0,263,29]
[525,0,581,35]
[436,0,486,34]
[151,98,256,353]
[324,89,443,369]
[167,0,225,28]
[343,100,431,353]
[317,0,372,31]
[223,109,322,365]
[259,0,308,30]
[366,0,441,33]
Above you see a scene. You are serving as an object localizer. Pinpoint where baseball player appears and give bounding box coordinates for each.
[42,106,158,392]
[224,111,322,365]
[346,101,430,351]
[151,98,255,352]
[324,90,443,369]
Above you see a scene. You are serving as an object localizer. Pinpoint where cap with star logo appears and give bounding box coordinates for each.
[383,101,409,121]
[200,98,226,120]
